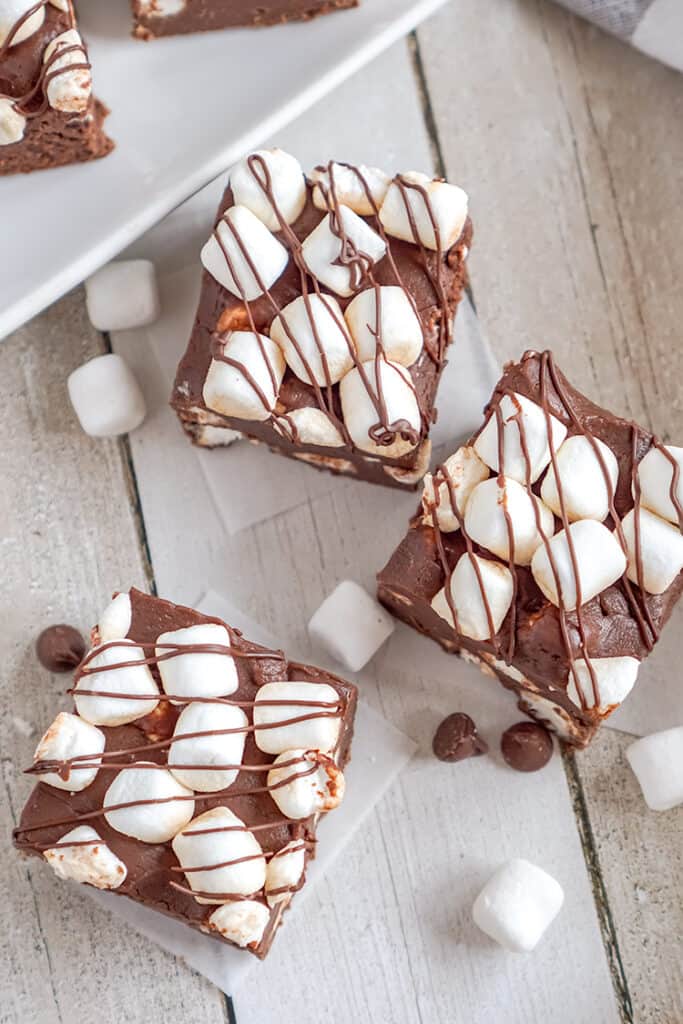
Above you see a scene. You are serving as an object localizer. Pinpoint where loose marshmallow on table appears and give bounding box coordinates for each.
[265,839,306,907]
[43,826,127,890]
[621,506,683,595]
[85,260,160,332]
[267,749,345,820]
[172,806,266,904]
[96,591,132,643]
[472,859,564,953]
[340,359,421,459]
[201,205,288,301]
[33,712,105,792]
[253,680,341,754]
[531,519,627,611]
[474,393,567,485]
[168,701,247,792]
[0,97,25,145]
[308,579,395,673]
[270,293,353,387]
[208,900,270,948]
[67,354,146,438]
[203,331,285,421]
[637,445,683,525]
[230,148,306,231]
[432,553,514,641]
[104,765,194,843]
[301,207,386,298]
[73,639,159,726]
[379,171,468,252]
[273,407,344,448]
[540,434,619,522]
[626,727,683,811]
[310,162,390,216]
[156,623,238,704]
[344,286,424,367]
[464,477,555,566]
[421,446,489,533]
[566,656,639,712]
[0,1,45,48]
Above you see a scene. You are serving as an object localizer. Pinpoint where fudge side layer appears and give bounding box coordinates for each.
[131,0,358,39]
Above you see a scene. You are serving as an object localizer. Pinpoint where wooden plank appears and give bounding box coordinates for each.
[0,293,227,1024]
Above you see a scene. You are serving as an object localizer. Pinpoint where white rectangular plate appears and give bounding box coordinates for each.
[0,0,448,342]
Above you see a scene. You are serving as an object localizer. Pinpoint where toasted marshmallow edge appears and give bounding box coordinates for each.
[97,591,132,643]
[625,727,683,812]
[253,680,341,755]
[566,656,639,712]
[421,446,489,533]
[33,712,105,792]
[622,506,683,596]
[208,900,270,948]
[472,858,564,953]
[202,331,286,422]
[431,553,514,641]
[171,806,266,905]
[103,765,194,844]
[637,445,683,525]
[0,97,26,145]
[44,826,127,890]
[267,749,345,820]
[540,434,619,523]
[156,622,239,703]
[530,519,627,611]
[0,2,45,48]
[265,840,306,908]
[230,148,306,231]
[73,639,160,727]
[473,393,567,485]
[43,30,91,114]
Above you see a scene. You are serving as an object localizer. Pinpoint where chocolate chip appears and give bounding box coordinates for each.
[433,712,488,763]
[501,721,553,772]
[35,624,86,673]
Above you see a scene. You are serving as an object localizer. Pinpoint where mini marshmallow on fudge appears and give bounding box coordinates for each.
[168,701,248,792]
[230,149,306,231]
[309,162,390,216]
[265,839,306,907]
[156,622,238,703]
[301,207,386,298]
[172,806,267,904]
[104,764,195,843]
[0,1,46,47]
[32,712,105,792]
[253,680,341,754]
[201,205,289,301]
[73,639,159,726]
[43,826,127,890]
[267,749,345,820]
[42,29,92,114]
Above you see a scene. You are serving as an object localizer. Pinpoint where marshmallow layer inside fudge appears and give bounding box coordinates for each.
[171,151,472,490]
[0,1,112,175]
[131,0,358,39]
[378,350,683,747]
[14,588,357,958]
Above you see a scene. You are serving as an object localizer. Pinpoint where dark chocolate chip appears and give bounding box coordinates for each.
[35,624,86,673]
[501,721,553,772]
[433,712,488,763]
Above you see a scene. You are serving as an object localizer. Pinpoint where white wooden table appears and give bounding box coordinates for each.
[2,3,682,1022]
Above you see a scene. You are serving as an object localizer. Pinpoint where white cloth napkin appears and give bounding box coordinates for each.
[555,0,683,71]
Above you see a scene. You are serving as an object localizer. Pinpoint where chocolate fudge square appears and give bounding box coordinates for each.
[171,150,472,490]
[0,1,112,176]
[131,0,358,39]
[15,588,357,958]
[378,350,683,747]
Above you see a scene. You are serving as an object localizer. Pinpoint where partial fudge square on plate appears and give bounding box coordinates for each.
[377,350,683,747]
[14,588,357,958]
[0,1,112,175]
[171,150,472,490]
[131,0,359,39]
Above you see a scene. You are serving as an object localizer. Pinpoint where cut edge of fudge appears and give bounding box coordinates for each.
[0,1,113,176]
[131,0,359,40]
[14,588,357,959]
[377,349,683,748]
[171,150,472,491]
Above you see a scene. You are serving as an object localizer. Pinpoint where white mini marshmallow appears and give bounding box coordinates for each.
[626,727,683,811]
[97,592,132,643]
[33,712,105,792]
[0,97,25,145]
[0,0,45,47]
[43,30,91,114]
[172,806,266,904]
[566,656,639,712]
[531,519,627,611]
[431,553,514,641]
[137,0,186,13]
[474,393,568,485]
[104,765,194,843]
[73,640,159,727]
[270,293,354,387]
[621,506,683,595]
[344,286,423,367]
[84,260,160,332]
[379,171,468,251]
[48,0,69,9]
[201,205,288,301]
[464,477,555,566]
[301,207,386,298]
[637,445,683,525]
[265,840,306,907]
[203,331,285,422]
[541,434,619,523]
[421,446,489,533]
[254,680,341,755]
[208,900,270,948]
[273,408,344,448]
[472,859,564,953]
[67,353,146,438]
[44,826,127,890]
[310,162,390,216]
[230,148,306,231]
[156,623,238,704]
[267,749,345,820]
[340,359,421,458]
[308,580,395,673]
[168,701,247,792]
